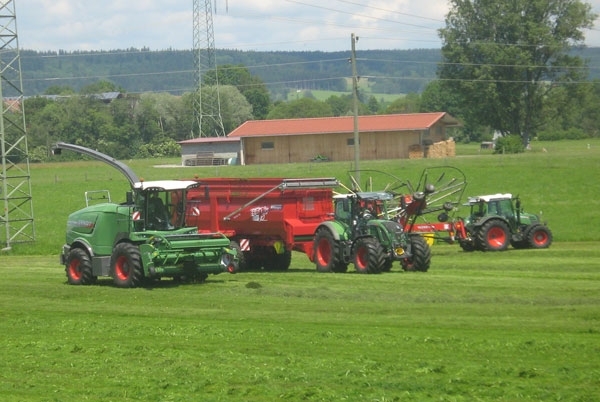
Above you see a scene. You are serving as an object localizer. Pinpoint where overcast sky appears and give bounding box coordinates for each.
[15,0,600,53]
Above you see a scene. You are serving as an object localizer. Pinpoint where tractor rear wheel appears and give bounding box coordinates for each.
[353,237,384,274]
[401,235,432,272]
[65,248,96,285]
[526,224,553,249]
[111,243,144,288]
[314,227,345,273]
[477,220,510,251]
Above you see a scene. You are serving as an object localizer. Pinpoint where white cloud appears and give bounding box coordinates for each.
[14,0,600,51]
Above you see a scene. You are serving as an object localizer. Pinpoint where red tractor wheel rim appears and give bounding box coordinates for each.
[355,246,368,270]
[114,256,130,281]
[316,238,332,266]
[533,230,548,246]
[68,259,82,280]
[487,227,507,248]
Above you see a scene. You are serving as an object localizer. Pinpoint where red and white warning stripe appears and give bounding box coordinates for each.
[239,238,250,251]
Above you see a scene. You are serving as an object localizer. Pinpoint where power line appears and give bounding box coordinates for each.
[283,0,438,30]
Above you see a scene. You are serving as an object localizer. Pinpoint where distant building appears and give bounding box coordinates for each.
[179,112,461,166]
[178,136,240,166]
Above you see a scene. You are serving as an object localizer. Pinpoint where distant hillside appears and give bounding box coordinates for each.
[20,47,600,98]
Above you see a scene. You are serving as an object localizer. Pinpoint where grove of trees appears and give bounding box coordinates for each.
[9,1,600,161]
[437,0,597,146]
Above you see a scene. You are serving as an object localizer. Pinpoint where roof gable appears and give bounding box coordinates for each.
[228,113,458,138]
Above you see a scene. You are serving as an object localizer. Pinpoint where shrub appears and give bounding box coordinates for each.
[493,135,525,154]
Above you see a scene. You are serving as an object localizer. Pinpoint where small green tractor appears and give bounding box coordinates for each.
[457,193,553,251]
[53,142,238,288]
[313,191,431,274]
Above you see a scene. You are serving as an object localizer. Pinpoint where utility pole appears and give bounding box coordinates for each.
[0,0,35,251]
[350,33,360,186]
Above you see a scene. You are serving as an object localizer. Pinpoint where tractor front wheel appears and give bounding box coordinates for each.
[353,237,384,274]
[459,240,476,252]
[527,225,553,249]
[65,248,96,285]
[401,235,432,272]
[314,228,346,273]
[111,243,144,288]
[477,220,510,251]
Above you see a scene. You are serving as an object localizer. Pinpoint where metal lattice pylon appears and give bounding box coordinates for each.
[192,0,225,137]
[0,0,35,250]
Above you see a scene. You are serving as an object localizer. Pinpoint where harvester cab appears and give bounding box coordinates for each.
[52,142,238,288]
[458,193,553,251]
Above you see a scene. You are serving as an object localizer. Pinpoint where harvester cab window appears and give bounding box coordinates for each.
[169,190,185,228]
[147,192,173,230]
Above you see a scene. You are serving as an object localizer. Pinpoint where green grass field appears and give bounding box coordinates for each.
[1,243,598,401]
[1,139,599,400]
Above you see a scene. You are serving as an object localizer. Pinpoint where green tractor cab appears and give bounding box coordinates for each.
[458,193,552,251]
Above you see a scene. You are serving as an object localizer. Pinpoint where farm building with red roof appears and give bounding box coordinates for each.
[179,112,460,165]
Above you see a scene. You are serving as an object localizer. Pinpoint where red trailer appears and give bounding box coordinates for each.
[184,177,339,271]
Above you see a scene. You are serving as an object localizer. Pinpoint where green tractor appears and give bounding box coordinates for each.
[53,142,238,288]
[457,193,553,252]
[313,191,431,274]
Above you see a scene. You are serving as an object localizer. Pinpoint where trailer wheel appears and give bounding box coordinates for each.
[314,228,344,273]
[264,249,292,271]
[477,220,510,251]
[401,235,431,272]
[353,237,384,274]
[526,225,553,249]
[65,248,96,285]
[111,243,144,288]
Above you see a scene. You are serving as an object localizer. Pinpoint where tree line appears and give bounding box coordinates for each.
[12,0,600,161]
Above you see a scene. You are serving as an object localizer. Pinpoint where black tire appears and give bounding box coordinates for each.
[111,243,144,288]
[65,248,96,285]
[352,237,384,274]
[244,257,263,271]
[380,258,393,272]
[459,240,476,252]
[313,227,344,273]
[401,235,432,272]
[526,225,553,249]
[229,240,245,273]
[476,220,510,251]
[264,249,292,271]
